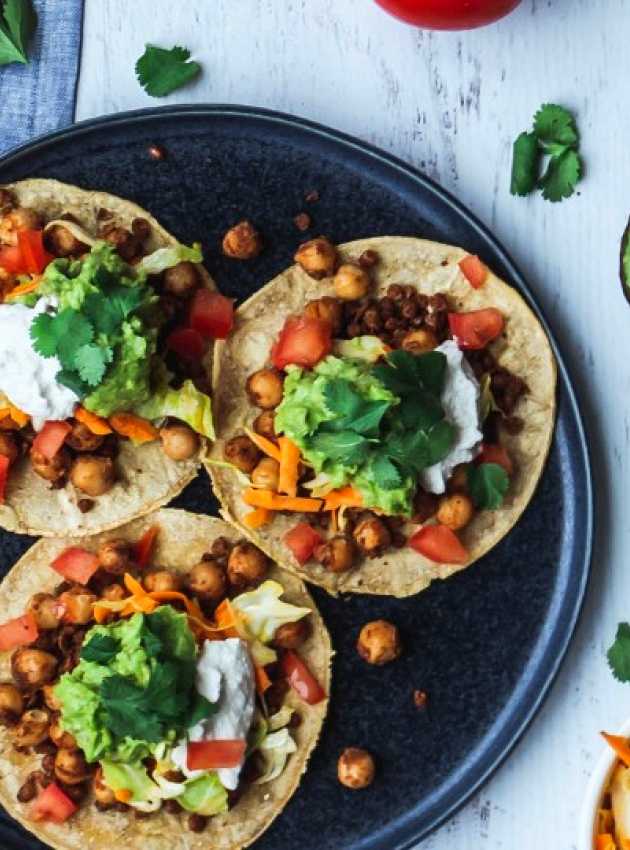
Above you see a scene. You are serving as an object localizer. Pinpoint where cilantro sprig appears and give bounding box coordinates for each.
[510,104,583,203]
[136,44,202,98]
[608,623,630,683]
[0,0,36,66]
[467,463,509,510]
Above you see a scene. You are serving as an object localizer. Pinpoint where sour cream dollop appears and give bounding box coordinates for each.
[419,339,482,495]
[0,297,78,430]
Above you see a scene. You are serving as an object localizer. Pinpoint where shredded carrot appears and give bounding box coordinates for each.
[7,404,29,428]
[5,277,41,300]
[596,835,615,850]
[244,428,281,462]
[109,413,159,444]
[602,732,630,767]
[330,509,338,533]
[148,590,204,622]
[243,507,272,529]
[278,436,300,498]
[93,603,113,624]
[213,598,241,638]
[114,789,132,803]
[255,665,272,696]
[124,572,149,597]
[323,486,363,511]
[75,406,112,435]
[243,488,323,513]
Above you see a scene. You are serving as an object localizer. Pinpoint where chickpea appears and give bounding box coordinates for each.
[447,464,469,494]
[65,420,104,453]
[436,493,474,531]
[412,489,439,524]
[97,539,132,575]
[131,218,151,241]
[54,748,92,785]
[30,447,70,484]
[101,583,126,602]
[223,435,261,474]
[49,718,77,750]
[93,767,116,805]
[253,410,276,441]
[304,297,343,334]
[333,263,370,301]
[186,560,226,601]
[251,457,280,491]
[246,369,284,410]
[12,648,58,690]
[58,588,97,625]
[352,514,392,557]
[42,684,62,712]
[337,747,375,790]
[45,224,88,258]
[143,570,183,593]
[272,619,309,650]
[294,237,338,280]
[401,328,439,354]
[0,683,24,724]
[227,542,269,588]
[222,220,263,260]
[160,423,200,461]
[0,432,18,464]
[315,536,356,573]
[27,593,64,630]
[103,226,141,261]
[163,261,199,297]
[357,620,402,666]
[13,709,50,747]
[70,455,115,497]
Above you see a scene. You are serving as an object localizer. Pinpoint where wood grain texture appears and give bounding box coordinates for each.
[76,2,628,847]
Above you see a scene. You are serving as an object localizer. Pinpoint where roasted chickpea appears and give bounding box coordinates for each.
[163,262,199,297]
[251,457,280,491]
[27,593,64,630]
[253,410,276,441]
[227,542,269,588]
[42,684,62,712]
[143,570,183,593]
[246,369,284,409]
[223,435,261,474]
[45,224,88,258]
[0,683,24,724]
[58,587,97,625]
[54,748,92,785]
[101,583,126,602]
[222,220,263,260]
[333,263,370,301]
[337,747,375,790]
[160,424,200,461]
[97,539,132,575]
[315,536,356,573]
[103,226,141,262]
[357,620,402,666]
[304,297,343,334]
[352,514,392,557]
[294,237,338,280]
[93,766,116,805]
[12,648,58,690]
[0,432,18,464]
[436,493,474,531]
[447,464,469,494]
[49,718,77,750]
[65,420,104,453]
[70,455,115,497]
[30,447,70,484]
[13,709,51,747]
[186,560,226,601]
[401,328,439,354]
[272,619,310,650]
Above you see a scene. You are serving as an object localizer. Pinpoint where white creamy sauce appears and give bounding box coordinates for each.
[419,339,482,495]
[0,297,78,430]
[171,638,255,790]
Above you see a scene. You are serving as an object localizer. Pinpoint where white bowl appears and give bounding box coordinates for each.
[579,718,630,850]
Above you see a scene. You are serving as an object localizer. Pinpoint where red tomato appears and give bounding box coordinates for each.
[32,783,78,824]
[374,0,521,30]
[17,230,54,275]
[134,525,159,570]
[187,740,246,771]
[448,308,504,350]
[51,547,100,585]
[281,650,326,705]
[0,612,38,651]
[0,454,10,503]
[458,255,488,289]
[190,290,234,340]
[409,524,469,564]
[271,316,333,370]
[32,420,72,460]
[0,244,24,274]
[166,327,208,361]
[284,522,322,565]
[477,443,513,475]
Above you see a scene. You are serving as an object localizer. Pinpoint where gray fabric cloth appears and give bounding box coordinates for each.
[0,0,83,155]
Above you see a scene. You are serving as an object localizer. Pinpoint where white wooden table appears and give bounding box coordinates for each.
[76,2,630,847]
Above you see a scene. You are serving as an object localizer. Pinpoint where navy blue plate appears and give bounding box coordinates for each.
[0,106,592,850]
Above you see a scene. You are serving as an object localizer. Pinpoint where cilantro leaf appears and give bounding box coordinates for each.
[398,391,444,431]
[52,310,94,370]
[533,103,578,147]
[187,694,218,727]
[374,350,447,398]
[608,623,630,683]
[322,381,391,436]
[369,452,402,490]
[56,369,90,398]
[30,312,58,357]
[80,634,119,664]
[510,132,539,197]
[385,420,454,473]
[74,343,110,386]
[467,463,509,509]
[0,0,36,66]
[136,44,201,98]
[101,674,164,742]
[310,431,371,465]
[141,625,163,658]
[539,149,581,203]
[84,286,144,336]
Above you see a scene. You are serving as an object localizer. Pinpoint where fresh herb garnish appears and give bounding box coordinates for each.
[310,430,372,465]
[608,623,630,682]
[136,45,201,98]
[467,463,510,510]
[80,634,119,664]
[322,380,390,436]
[188,693,219,727]
[0,0,37,67]
[510,104,582,203]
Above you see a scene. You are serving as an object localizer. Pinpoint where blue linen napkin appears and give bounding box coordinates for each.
[0,0,83,156]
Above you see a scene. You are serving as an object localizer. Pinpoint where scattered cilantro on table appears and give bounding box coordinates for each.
[467,463,509,510]
[510,104,583,203]
[0,0,36,67]
[136,44,202,98]
[608,623,630,683]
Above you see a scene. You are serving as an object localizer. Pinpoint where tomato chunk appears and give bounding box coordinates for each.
[190,290,235,340]
[0,454,10,503]
[476,443,513,475]
[271,315,333,370]
[0,244,24,274]
[32,782,78,824]
[187,740,246,771]
[17,230,54,276]
[32,420,72,460]
[51,547,100,585]
[448,308,504,350]
[0,612,38,651]
[284,522,322,565]
[409,524,469,565]
[134,525,159,570]
[166,327,208,361]
[458,255,488,289]
[281,650,326,705]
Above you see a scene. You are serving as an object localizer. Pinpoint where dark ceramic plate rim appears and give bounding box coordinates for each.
[0,105,593,850]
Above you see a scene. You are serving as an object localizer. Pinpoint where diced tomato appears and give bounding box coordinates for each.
[284,522,322,565]
[32,420,72,460]
[190,290,235,340]
[0,612,38,651]
[458,254,488,289]
[17,230,54,276]
[187,739,247,771]
[476,443,513,475]
[409,524,469,565]
[281,650,326,705]
[271,315,333,370]
[134,525,159,570]
[166,327,208,361]
[448,308,504,350]
[32,782,78,824]
[0,454,9,503]
[51,547,100,585]
[0,244,24,274]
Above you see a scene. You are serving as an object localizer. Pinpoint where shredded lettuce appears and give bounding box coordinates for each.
[134,378,214,439]
[231,581,311,645]
[254,728,297,785]
[101,760,163,812]
[136,243,203,276]
[177,773,229,816]
[334,335,388,363]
